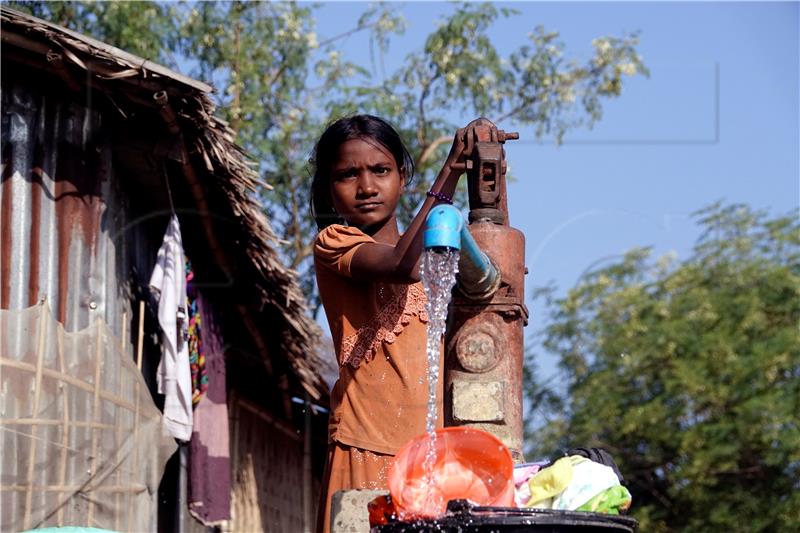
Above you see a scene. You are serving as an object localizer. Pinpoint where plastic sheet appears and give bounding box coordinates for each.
[1,303,177,532]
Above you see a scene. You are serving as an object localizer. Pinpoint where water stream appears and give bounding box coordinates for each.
[419,248,460,511]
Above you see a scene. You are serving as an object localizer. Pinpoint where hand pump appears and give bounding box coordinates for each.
[444,118,528,462]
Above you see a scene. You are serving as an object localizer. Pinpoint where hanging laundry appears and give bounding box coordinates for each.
[150,214,193,442]
[185,260,208,405]
[577,485,632,515]
[552,458,621,511]
[188,294,231,525]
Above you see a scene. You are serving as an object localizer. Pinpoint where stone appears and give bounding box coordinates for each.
[451,380,505,422]
[330,489,388,533]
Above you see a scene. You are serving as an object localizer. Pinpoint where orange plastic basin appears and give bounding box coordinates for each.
[388,427,514,520]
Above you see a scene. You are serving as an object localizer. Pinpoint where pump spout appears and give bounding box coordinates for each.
[423,205,500,300]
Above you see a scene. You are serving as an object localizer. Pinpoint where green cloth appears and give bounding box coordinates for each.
[577,485,632,515]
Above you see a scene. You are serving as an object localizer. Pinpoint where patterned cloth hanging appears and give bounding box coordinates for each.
[185,259,208,405]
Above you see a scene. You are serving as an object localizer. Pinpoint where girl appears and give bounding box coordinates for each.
[311,115,468,532]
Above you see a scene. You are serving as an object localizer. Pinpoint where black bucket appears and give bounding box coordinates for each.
[373,500,637,533]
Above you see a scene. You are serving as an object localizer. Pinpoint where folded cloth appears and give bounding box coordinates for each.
[552,458,620,511]
[513,463,543,507]
[577,485,632,515]
[525,456,577,508]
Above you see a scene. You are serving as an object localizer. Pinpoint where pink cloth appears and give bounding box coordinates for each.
[187,295,231,525]
[513,464,542,507]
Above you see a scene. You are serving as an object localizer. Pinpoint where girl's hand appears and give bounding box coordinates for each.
[445,117,503,167]
[444,126,468,167]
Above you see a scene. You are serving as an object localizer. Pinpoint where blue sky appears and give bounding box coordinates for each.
[312,2,799,381]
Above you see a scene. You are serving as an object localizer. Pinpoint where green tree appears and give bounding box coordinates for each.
[7,0,181,63]
[525,203,800,532]
[8,1,647,310]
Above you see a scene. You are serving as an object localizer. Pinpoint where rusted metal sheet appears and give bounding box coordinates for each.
[1,79,140,336]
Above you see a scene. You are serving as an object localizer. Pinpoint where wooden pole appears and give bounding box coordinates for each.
[87,318,104,525]
[115,311,127,532]
[127,381,141,532]
[120,310,127,354]
[136,301,145,371]
[23,302,49,530]
[57,325,69,526]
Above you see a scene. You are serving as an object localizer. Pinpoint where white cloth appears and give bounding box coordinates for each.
[149,215,193,442]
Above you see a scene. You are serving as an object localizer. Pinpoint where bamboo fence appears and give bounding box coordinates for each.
[1,302,176,532]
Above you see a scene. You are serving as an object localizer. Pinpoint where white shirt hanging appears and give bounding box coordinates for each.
[150,214,193,442]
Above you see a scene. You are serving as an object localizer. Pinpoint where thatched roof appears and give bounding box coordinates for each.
[1,6,328,402]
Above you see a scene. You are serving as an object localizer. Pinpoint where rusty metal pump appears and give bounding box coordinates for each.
[444,118,528,462]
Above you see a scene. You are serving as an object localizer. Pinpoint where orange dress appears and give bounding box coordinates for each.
[314,224,443,533]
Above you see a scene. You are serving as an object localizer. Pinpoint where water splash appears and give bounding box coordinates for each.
[419,248,459,512]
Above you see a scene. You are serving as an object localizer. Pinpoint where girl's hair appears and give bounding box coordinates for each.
[310,114,415,230]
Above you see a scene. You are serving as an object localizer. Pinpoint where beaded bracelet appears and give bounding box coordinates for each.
[426,190,453,204]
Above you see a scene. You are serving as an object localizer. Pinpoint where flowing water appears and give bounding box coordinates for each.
[419,248,460,511]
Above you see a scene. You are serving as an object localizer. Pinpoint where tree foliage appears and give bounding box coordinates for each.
[525,203,800,532]
[8,1,647,310]
[9,0,181,62]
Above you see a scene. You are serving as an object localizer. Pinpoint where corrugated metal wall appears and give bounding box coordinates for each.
[1,72,321,533]
[0,71,173,533]
[1,79,153,337]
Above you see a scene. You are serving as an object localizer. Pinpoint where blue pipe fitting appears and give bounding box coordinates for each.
[424,204,463,250]
[423,205,501,299]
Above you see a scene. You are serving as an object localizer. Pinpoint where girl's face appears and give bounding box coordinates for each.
[329,137,405,233]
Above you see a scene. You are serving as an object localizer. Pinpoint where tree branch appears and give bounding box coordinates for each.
[417,135,453,168]
[317,16,386,48]
[496,95,535,123]
[417,79,431,147]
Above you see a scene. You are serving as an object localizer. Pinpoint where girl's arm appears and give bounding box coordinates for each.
[349,125,470,283]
